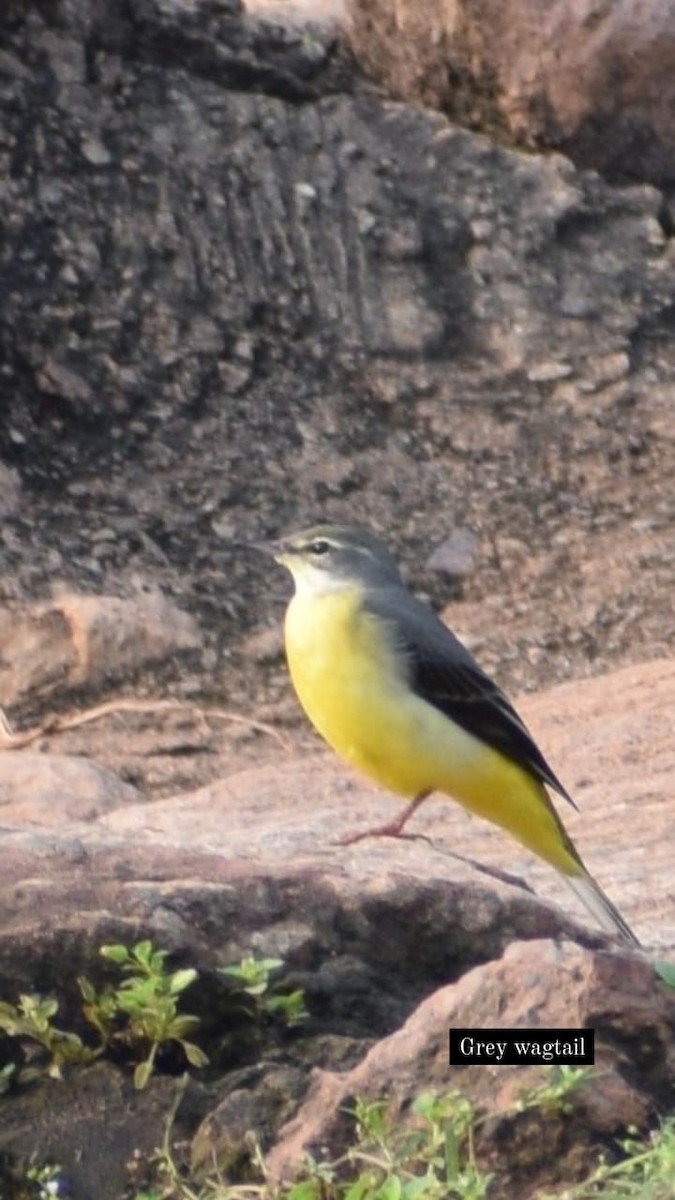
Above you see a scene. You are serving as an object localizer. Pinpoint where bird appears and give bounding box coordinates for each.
[260,522,639,947]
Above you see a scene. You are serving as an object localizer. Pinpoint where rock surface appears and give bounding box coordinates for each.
[0,652,673,1196]
[1,741,671,1200]
[346,0,675,186]
[1,658,673,962]
[267,939,675,1195]
[0,752,141,824]
[0,592,200,716]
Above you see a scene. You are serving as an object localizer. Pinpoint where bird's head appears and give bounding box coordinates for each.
[259,524,403,595]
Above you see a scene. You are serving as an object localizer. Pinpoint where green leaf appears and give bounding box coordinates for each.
[353,1097,389,1141]
[132,940,155,964]
[51,1030,89,1057]
[181,1040,209,1068]
[218,956,283,988]
[217,964,244,979]
[0,1063,16,1095]
[375,1176,402,1200]
[167,1014,200,1039]
[265,989,309,1025]
[0,1006,22,1036]
[401,1174,442,1200]
[100,944,130,964]
[444,1126,460,1180]
[285,1182,324,1200]
[77,977,96,1003]
[169,968,197,995]
[22,994,59,1022]
[134,1058,154,1090]
[344,1174,377,1200]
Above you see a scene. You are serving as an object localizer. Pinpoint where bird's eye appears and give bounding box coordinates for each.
[309,539,331,556]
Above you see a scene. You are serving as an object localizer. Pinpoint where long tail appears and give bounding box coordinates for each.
[565,871,640,948]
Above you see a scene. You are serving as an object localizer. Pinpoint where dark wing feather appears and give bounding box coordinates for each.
[365,586,577,810]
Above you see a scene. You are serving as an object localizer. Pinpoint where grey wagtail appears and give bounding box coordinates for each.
[261,523,639,947]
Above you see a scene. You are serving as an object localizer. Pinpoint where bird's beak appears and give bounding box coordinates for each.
[247,538,284,561]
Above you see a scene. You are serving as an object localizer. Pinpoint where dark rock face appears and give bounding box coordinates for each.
[0,1062,179,1200]
[2,0,675,713]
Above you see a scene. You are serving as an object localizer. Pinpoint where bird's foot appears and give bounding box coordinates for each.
[336,791,431,846]
[336,818,417,846]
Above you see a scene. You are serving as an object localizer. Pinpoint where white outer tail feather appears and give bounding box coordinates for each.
[565,872,640,947]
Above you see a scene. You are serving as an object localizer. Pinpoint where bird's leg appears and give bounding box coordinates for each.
[337,791,431,846]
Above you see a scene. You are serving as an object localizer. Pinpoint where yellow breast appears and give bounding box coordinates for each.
[284,585,444,797]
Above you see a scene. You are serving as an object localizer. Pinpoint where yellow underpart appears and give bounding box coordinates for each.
[284,584,582,879]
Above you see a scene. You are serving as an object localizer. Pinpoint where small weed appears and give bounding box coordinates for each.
[0,940,208,1091]
[515,1065,595,1115]
[0,993,98,1082]
[347,1090,491,1200]
[23,1161,65,1199]
[218,956,308,1028]
[539,1117,675,1199]
[129,1083,492,1200]
[280,1090,492,1200]
[0,944,308,1096]
[128,1069,675,1200]
[127,1077,267,1200]
[80,940,209,1089]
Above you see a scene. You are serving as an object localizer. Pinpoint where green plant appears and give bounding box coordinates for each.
[80,940,208,1089]
[539,1117,675,1199]
[23,1160,64,1199]
[278,1091,491,1200]
[218,956,308,1028]
[129,1076,266,1200]
[0,993,98,1081]
[129,1069,675,1200]
[0,943,309,1099]
[127,1084,491,1200]
[515,1065,595,1115]
[338,1090,492,1200]
[0,941,208,1092]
